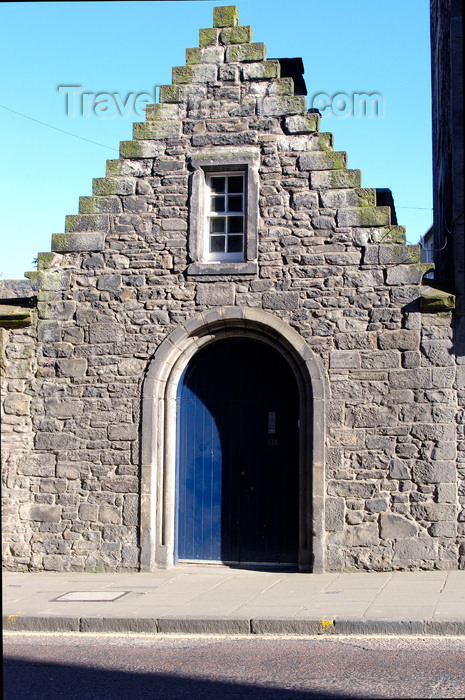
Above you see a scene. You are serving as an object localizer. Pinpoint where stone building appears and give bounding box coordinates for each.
[1,6,462,573]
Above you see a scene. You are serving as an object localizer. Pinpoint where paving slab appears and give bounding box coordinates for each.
[3,567,465,636]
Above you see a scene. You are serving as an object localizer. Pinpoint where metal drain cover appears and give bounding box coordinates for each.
[53,591,130,602]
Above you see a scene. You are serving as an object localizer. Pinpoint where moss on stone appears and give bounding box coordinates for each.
[65,214,104,233]
[271,78,294,95]
[404,245,422,264]
[303,113,320,133]
[284,113,319,134]
[213,5,239,28]
[37,290,58,303]
[106,160,122,176]
[36,252,56,270]
[318,133,333,151]
[327,151,346,170]
[145,103,179,121]
[65,216,80,233]
[172,65,193,84]
[93,177,115,194]
[358,206,390,227]
[416,261,435,277]
[50,234,70,252]
[24,271,38,283]
[372,226,407,244]
[0,305,33,329]
[226,42,266,63]
[356,188,377,207]
[133,120,182,140]
[199,27,218,47]
[119,141,143,159]
[79,197,97,215]
[159,84,184,103]
[261,60,280,79]
[419,285,456,312]
[220,26,252,44]
[326,170,361,188]
[186,47,201,64]
[143,106,161,121]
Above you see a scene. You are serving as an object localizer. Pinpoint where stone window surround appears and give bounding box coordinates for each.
[140,306,327,573]
[186,148,260,276]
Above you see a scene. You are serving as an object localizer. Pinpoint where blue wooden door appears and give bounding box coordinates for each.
[176,338,299,565]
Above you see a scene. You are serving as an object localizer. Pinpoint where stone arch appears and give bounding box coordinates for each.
[140,307,327,572]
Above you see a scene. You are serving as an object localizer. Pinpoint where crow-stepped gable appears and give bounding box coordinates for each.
[1,6,462,574]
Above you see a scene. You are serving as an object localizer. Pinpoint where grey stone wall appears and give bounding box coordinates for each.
[1,5,462,572]
[1,321,37,568]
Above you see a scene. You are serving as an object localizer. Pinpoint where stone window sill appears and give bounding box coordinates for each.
[186,262,258,276]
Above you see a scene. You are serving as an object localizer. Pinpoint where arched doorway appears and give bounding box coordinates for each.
[176,338,299,566]
[140,307,326,573]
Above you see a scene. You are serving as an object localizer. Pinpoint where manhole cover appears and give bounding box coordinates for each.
[53,591,130,602]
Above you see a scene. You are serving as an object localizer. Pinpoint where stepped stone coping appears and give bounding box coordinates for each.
[419,284,456,311]
[213,5,239,27]
[51,233,105,253]
[0,301,35,329]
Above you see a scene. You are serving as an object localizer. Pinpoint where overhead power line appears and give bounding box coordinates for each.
[0,104,119,152]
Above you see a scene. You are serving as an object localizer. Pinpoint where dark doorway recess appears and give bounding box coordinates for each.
[176,338,299,567]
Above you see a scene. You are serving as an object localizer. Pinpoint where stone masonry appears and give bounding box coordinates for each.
[1,6,463,572]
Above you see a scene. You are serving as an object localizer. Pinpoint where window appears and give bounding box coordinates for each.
[187,148,259,276]
[206,173,245,262]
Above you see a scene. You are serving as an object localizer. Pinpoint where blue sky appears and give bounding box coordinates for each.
[1,0,432,280]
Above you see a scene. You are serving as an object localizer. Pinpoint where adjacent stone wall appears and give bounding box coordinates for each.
[1,5,461,571]
[1,320,37,569]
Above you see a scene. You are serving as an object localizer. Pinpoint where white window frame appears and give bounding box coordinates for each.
[187,148,259,276]
[205,171,246,263]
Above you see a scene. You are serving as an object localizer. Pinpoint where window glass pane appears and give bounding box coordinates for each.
[228,216,243,233]
[228,195,243,212]
[228,176,243,193]
[210,218,225,233]
[211,195,225,213]
[210,235,226,253]
[227,235,243,253]
[210,177,225,193]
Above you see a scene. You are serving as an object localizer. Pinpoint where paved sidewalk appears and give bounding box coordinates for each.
[3,567,465,636]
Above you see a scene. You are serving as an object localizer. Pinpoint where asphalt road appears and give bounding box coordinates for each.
[4,633,465,699]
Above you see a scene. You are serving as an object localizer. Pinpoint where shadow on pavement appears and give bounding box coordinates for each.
[3,657,365,699]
